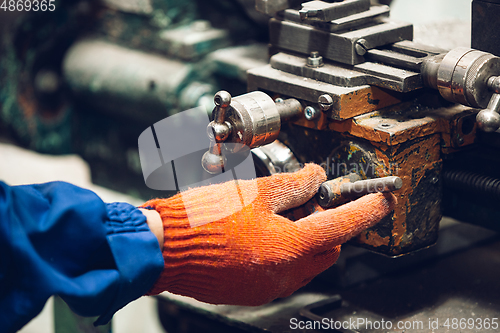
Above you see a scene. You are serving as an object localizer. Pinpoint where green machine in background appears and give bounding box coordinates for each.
[0,0,268,198]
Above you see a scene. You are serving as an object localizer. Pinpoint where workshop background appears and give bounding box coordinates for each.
[2,0,500,333]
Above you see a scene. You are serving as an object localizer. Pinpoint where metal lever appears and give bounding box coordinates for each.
[318,174,402,208]
[201,91,232,174]
[421,48,500,132]
[201,90,303,174]
[476,76,500,132]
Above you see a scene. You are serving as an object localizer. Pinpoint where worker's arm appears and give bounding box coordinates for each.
[143,164,396,306]
[0,164,395,332]
[0,181,164,333]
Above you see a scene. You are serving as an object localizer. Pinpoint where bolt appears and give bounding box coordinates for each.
[457,137,464,145]
[306,51,323,68]
[304,106,320,120]
[355,39,368,56]
[275,97,284,103]
[431,176,439,184]
[318,94,333,111]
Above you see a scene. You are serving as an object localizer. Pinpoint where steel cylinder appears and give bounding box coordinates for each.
[318,175,402,208]
[422,47,500,108]
[228,91,281,150]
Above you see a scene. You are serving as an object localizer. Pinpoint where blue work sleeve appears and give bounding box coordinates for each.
[0,181,165,333]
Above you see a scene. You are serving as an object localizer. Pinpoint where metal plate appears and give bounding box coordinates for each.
[269,18,413,65]
[270,52,422,93]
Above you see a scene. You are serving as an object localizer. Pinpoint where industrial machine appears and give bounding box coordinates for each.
[2,0,500,332]
[151,2,500,332]
[189,0,500,258]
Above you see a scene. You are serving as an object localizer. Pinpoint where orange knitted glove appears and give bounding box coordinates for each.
[143,164,396,306]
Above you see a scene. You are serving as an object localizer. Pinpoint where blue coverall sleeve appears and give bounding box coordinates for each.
[0,181,165,333]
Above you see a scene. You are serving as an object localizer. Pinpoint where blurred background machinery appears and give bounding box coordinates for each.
[0,0,270,198]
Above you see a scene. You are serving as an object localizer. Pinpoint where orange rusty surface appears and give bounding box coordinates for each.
[361,230,391,247]
[336,86,401,120]
[436,108,478,151]
[326,104,477,147]
[293,109,330,130]
[291,97,476,254]
[292,86,401,130]
[355,134,442,252]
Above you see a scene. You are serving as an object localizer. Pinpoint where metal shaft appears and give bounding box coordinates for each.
[276,98,303,121]
[341,176,403,197]
[318,175,402,208]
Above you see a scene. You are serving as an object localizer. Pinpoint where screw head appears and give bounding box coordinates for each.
[304,106,320,120]
[355,39,368,56]
[318,94,333,111]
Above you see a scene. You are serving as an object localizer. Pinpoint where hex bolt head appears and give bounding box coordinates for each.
[306,51,324,68]
[318,94,333,111]
[304,106,320,120]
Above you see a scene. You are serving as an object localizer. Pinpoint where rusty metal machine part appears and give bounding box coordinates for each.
[199,1,500,256]
[201,90,303,174]
[249,40,448,121]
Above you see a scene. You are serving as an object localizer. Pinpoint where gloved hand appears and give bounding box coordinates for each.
[142,164,396,306]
